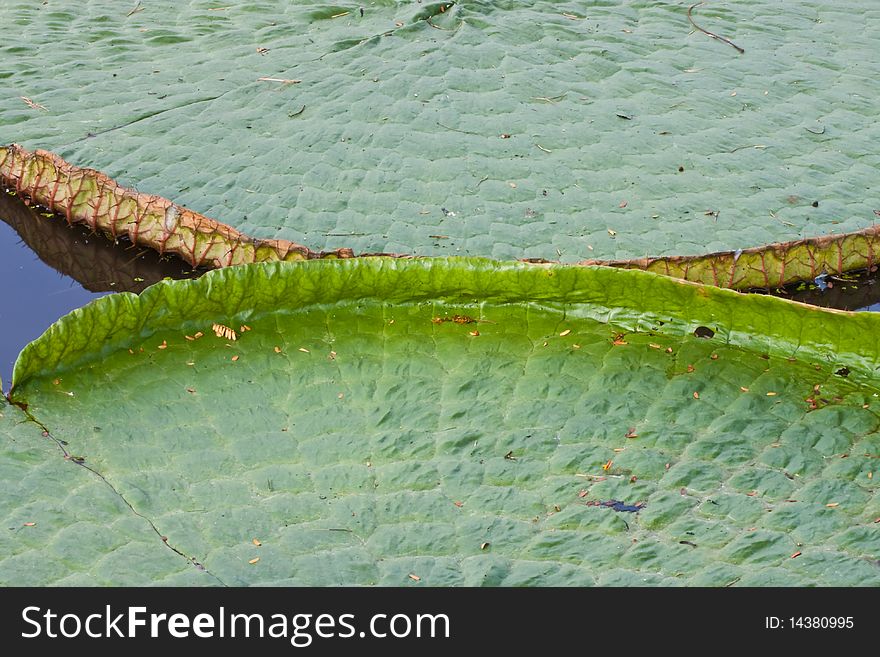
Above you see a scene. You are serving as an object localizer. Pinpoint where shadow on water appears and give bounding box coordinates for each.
[0,190,203,391]
[753,269,880,313]
[3,187,880,393]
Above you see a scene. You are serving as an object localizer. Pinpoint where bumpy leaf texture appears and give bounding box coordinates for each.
[4,259,879,585]
[2,1,878,261]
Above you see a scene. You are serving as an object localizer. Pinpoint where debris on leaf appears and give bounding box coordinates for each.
[248,557,260,564]
[252,538,262,546]
[408,573,421,582]
[212,323,237,341]
[585,499,645,513]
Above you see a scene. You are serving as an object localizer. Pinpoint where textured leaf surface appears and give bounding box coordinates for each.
[7,259,880,585]
[0,397,206,585]
[2,1,878,261]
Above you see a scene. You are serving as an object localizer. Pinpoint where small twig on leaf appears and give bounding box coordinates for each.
[687,2,744,54]
[257,77,302,85]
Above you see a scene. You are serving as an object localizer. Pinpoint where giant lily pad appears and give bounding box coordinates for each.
[6,259,879,585]
[2,2,878,261]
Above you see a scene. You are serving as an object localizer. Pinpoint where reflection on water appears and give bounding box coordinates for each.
[0,190,202,391]
[756,270,880,313]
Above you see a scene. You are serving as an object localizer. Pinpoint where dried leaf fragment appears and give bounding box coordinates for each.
[212,323,237,341]
[20,96,48,111]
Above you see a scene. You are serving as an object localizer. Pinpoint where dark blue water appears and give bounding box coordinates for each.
[0,218,107,391]
[0,192,199,393]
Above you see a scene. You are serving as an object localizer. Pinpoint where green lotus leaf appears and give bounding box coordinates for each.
[0,396,206,585]
[6,259,879,585]
[3,1,878,261]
